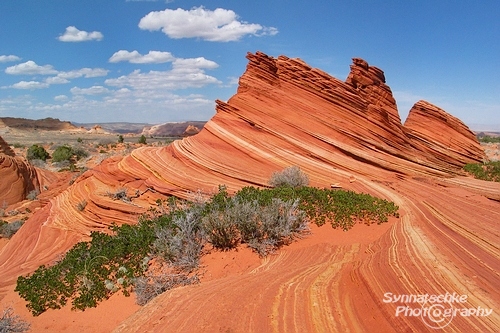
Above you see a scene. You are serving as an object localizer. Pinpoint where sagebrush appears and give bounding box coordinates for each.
[0,307,30,333]
[269,166,309,187]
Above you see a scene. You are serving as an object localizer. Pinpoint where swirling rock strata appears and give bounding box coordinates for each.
[1,52,497,332]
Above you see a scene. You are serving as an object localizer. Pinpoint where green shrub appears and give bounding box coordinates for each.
[52,145,73,162]
[0,307,30,333]
[118,135,124,143]
[26,144,49,161]
[463,161,500,182]
[269,166,309,187]
[138,135,147,144]
[477,135,500,143]
[51,145,88,163]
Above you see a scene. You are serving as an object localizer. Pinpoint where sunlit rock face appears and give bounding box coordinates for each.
[0,136,41,206]
[2,52,498,333]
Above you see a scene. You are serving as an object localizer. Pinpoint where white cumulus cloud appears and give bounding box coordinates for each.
[138,6,278,42]
[5,61,58,75]
[0,55,21,63]
[70,86,110,95]
[54,95,69,101]
[105,55,220,90]
[105,68,220,90]
[11,81,49,90]
[109,50,175,64]
[57,68,109,79]
[58,26,103,42]
[45,76,70,85]
[172,57,219,70]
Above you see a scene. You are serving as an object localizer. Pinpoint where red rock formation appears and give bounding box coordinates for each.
[1,52,497,332]
[183,124,201,136]
[0,136,15,157]
[0,136,42,206]
[405,100,486,167]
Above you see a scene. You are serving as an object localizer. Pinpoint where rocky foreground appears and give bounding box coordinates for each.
[0,52,499,332]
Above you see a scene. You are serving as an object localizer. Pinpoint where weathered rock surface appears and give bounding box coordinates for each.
[0,135,70,209]
[0,136,15,157]
[0,136,42,206]
[1,52,498,332]
[405,100,487,167]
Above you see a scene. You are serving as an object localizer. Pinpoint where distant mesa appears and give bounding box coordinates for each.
[0,117,77,131]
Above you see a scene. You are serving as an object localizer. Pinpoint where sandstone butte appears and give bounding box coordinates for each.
[0,51,499,332]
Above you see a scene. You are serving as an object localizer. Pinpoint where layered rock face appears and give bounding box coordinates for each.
[1,52,498,332]
[0,136,41,206]
[405,100,486,167]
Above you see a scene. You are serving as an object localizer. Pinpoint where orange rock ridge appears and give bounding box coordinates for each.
[0,52,498,332]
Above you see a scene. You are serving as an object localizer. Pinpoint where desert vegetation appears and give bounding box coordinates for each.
[26,144,49,161]
[477,134,500,143]
[268,165,309,187]
[15,176,399,316]
[0,220,24,239]
[0,307,30,333]
[463,161,500,182]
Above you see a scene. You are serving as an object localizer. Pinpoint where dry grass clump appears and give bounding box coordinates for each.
[269,165,309,187]
[0,307,30,333]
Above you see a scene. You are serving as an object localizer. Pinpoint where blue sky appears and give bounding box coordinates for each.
[0,1,498,129]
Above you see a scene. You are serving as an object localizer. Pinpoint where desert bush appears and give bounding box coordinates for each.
[76,200,87,211]
[107,188,130,201]
[269,166,309,187]
[202,204,240,251]
[72,147,88,160]
[26,189,39,200]
[29,159,47,168]
[51,160,71,170]
[464,161,500,182]
[252,198,307,255]
[117,135,124,143]
[12,143,25,149]
[477,135,500,143]
[134,271,199,306]
[52,145,73,162]
[0,220,24,239]
[0,307,30,333]
[7,210,19,217]
[138,135,147,144]
[26,144,49,161]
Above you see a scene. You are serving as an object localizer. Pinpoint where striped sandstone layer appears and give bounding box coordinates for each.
[1,52,498,332]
